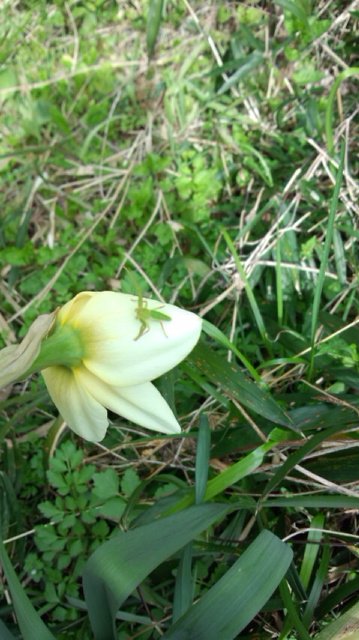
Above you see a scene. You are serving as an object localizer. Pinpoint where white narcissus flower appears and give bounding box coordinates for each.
[41,291,202,442]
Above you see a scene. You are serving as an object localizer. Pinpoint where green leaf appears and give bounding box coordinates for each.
[172,414,211,622]
[93,469,119,500]
[187,342,292,428]
[95,497,126,521]
[309,142,345,376]
[217,51,264,95]
[121,467,141,497]
[279,579,311,640]
[83,503,228,640]
[299,514,325,590]
[0,539,55,640]
[222,227,270,346]
[202,319,260,381]
[325,68,359,155]
[303,542,330,627]
[261,423,349,499]
[263,495,359,509]
[314,599,359,639]
[274,0,310,25]
[317,576,359,619]
[163,440,274,516]
[172,544,193,623]
[0,619,17,639]
[147,0,164,58]
[195,414,211,505]
[163,530,292,640]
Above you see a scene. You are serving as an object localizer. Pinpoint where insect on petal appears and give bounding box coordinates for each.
[73,292,202,386]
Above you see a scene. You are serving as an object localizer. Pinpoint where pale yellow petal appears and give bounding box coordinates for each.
[57,291,94,326]
[42,365,108,442]
[80,367,181,434]
[68,291,202,386]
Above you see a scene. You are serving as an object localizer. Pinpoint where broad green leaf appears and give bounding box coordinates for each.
[315,599,359,640]
[163,530,293,640]
[83,503,228,640]
[289,402,359,432]
[0,540,55,640]
[92,468,119,500]
[187,342,292,428]
[0,619,17,639]
[305,449,359,483]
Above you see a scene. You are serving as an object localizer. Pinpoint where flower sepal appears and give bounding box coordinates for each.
[0,311,57,389]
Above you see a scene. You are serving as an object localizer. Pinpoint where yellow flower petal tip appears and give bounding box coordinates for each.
[41,291,202,442]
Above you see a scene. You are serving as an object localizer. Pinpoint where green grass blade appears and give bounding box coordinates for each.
[195,414,211,505]
[263,495,359,509]
[333,228,347,285]
[261,423,349,499]
[317,575,359,619]
[173,415,210,622]
[187,342,292,428]
[83,503,228,640]
[0,540,55,640]
[172,544,193,623]
[217,51,264,95]
[299,514,325,590]
[222,227,269,347]
[202,319,260,381]
[163,530,292,640]
[164,440,274,516]
[314,599,359,640]
[279,579,312,640]
[274,0,310,24]
[303,542,330,627]
[325,68,359,155]
[146,0,164,59]
[309,142,345,376]
[275,236,283,324]
[204,442,272,501]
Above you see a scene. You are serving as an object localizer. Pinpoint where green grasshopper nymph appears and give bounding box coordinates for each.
[134,292,172,341]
